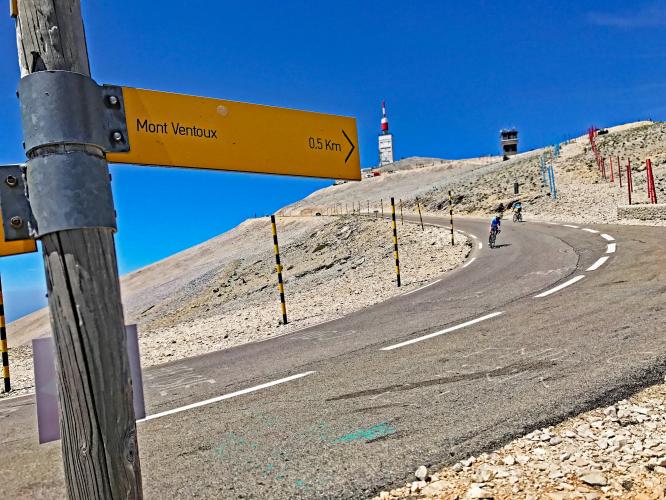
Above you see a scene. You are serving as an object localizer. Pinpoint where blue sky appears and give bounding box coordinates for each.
[0,0,664,321]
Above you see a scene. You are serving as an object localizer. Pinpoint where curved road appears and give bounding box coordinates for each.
[1,216,664,498]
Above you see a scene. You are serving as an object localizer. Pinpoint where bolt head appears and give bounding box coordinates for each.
[5,175,18,188]
[108,95,119,106]
[9,216,23,229]
[112,131,123,142]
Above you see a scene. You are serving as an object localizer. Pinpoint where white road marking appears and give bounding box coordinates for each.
[606,243,617,253]
[562,224,580,228]
[380,312,504,351]
[403,279,441,296]
[140,371,316,422]
[469,234,478,240]
[462,257,476,268]
[601,234,615,241]
[478,242,483,249]
[534,275,585,298]
[581,228,599,234]
[587,256,609,271]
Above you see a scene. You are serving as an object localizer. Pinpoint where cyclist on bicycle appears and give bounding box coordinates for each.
[490,215,501,234]
[513,200,523,222]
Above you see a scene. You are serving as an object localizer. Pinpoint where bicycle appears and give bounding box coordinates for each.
[512,210,522,223]
[489,227,500,248]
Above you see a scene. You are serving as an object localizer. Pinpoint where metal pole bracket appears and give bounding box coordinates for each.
[18,71,129,155]
[0,164,33,241]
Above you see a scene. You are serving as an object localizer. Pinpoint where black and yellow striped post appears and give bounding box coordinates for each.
[448,190,455,245]
[367,200,370,215]
[0,275,10,392]
[390,198,401,287]
[270,215,288,325]
[380,199,384,218]
[416,197,424,231]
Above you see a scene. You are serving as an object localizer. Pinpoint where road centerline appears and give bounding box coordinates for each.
[380,312,504,351]
[601,233,615,241]
[534,275,585,298]
[140,371,316,422]
[587,256,609,271]
[606,243,617,253]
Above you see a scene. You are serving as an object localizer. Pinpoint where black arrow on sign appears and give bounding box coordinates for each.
[342,129,355,164]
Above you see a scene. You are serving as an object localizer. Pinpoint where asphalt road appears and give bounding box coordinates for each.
[1,216,664,499]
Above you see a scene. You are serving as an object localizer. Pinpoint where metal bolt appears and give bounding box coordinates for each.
[108,95,119,106]
[5,175,18,187]
[9,216,23,229]
[112,131,123,142]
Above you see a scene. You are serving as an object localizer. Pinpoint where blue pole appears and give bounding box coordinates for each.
[540,155,547,187]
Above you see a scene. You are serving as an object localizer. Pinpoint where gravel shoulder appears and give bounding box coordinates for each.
[375,380,666,499]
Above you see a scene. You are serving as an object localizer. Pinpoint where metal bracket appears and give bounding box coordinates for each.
[18,71,129,155]
[0,164,33,241]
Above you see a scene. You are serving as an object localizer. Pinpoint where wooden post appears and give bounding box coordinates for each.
[14,1,142,498]
[416,197,424,231]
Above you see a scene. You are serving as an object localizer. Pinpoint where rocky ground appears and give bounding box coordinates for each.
[283,121,665,226]
[375,380,666,500]
[3,216,469,397]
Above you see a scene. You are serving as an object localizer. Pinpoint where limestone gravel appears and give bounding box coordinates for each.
[374,381,666,499]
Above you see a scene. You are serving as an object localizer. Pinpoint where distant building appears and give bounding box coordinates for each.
[500,129,518,160]
[378,101,394,166]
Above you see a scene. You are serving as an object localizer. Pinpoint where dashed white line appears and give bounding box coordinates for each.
[601,234,615,241]
[534,275,585,298]
[469,234,478,239]
[478,242,483,250]
[562,224,580,228]
[140,371,316,422]
[380,312,504,351]
[587,256,609,271]
[606,243,617,253]
[581,228,600,234]
[462,257,476,268]
[403,279,441,296]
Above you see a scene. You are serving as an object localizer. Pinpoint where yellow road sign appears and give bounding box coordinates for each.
[0,211,36,257]
[107,87,360,180]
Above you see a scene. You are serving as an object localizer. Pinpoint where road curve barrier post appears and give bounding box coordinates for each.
[609,157,614,183]
[647,159,657,204]
[618,157,623,188]
[390,198,401,287]
[448,190,455,245]
[0,275,10,392]
[381,199,384,218]
[626,161,632,205]
[271,215,288,325]
[416,197,424,230]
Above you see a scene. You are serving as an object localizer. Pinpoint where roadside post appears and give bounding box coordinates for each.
[367,200,370,215]
[381,199,384,218]
[399,199,403,225]
[609,157,614,183]
[416,197,424,230]
[626,161,633,205]
[448,190,455,245]
[390,198,401,287]
[0,275,10,392]
[14,2,142,497]
[618,157,623,188]
[271,215,288,325]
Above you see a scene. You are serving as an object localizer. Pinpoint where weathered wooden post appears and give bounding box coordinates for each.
[13,1,142,498]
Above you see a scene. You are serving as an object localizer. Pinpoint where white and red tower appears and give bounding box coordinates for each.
[378,100,394,166]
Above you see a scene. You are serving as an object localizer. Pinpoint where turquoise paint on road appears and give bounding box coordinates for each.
[332,423,396,444]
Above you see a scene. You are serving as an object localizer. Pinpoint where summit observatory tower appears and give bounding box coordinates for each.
[378,100,394,166]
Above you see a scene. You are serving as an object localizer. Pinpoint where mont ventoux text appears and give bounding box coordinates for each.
[136,118,218,139]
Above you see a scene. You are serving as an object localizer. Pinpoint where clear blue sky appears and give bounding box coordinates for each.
[0,0,664,322]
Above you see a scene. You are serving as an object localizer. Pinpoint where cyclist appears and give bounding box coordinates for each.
[513,200,523,222]
[489,215,501,247]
